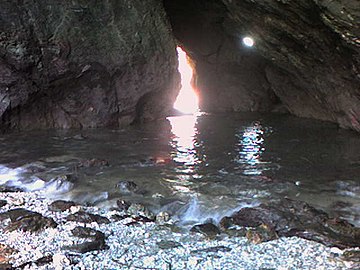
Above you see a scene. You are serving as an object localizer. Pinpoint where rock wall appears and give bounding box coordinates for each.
[164,0,360,131]
[0,0,180,130]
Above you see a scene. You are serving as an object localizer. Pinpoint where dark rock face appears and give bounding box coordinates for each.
[0,0,180,130]
[225,199,360,249]
[164,0,360,132]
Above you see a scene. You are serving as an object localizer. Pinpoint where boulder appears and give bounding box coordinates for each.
[225,198,360,249]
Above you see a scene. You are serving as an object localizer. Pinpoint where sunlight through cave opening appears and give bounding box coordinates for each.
[174,47,199,114]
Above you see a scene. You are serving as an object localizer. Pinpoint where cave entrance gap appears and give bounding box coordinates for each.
[173,46,199,114]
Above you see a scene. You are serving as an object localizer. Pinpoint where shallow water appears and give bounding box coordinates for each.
[1,112,359,226]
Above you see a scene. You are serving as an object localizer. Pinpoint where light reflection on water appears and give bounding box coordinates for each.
[0,113,359,226]
[235,121,267,175]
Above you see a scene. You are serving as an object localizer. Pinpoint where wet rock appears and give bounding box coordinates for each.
[246,224,278,244]
[0,200,7,208]
[228,198,360,249]
[0,186,25,193]
[219,217,247,237]
[127,203,155,220]
[111,214,131,222]
[156,211,171,224]
[48,200,76,212]
[116,200,131,211]
[45,175,76,193]
[124,215,155,226]
[157,240,182,250]
[0,244,17,269]
[0,208,57,232]
[66,211,110,224]
[63,226,107,253]
[115,181,138,194]
[190,223,221,239]
[342,250,360,263]
[78,158,109,168]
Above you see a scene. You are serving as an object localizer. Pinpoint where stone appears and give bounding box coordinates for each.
[155,211,171,224]
[157,240,182,250]
[0,200,7,208]
[190,246,232,254]
[0,0,180,130]
[0,208,57,232]
[127,203,155,220]
[190,223,221,239]
[78,158,109,168]
[116,200,131,211]
[246,224,278,244]
[63,226,107,253]
[115,181,138,194]
[49,200,76,212]
[66,211,110,224]
[228,198,360,249]
[0,244,17,269]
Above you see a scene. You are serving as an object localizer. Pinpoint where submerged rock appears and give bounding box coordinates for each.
[78,158,109,168]
[227,198,360,249]
[0,208,57,232]
[115,181,138,194]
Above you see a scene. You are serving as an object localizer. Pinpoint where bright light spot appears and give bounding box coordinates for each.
[243,36,255,47]
[174,47,199,114]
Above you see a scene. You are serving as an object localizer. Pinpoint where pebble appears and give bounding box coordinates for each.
[0,192,353,270]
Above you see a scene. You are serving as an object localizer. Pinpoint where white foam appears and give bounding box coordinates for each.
[0,165,24,185]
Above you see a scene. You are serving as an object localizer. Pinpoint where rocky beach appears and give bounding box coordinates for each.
[0,191,359,270]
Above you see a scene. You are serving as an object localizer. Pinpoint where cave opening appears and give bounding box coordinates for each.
[173,46,199,114]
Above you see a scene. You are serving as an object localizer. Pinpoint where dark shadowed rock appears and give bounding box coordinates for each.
[66,211,110,224]
[116,200,131,211]
[0,0,180,130]
[48,200,76,212]
[0,208,57,232]
[0,200,7,208]
[227,198,360,249]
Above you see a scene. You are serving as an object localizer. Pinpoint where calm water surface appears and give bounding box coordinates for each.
[1,113,359,226]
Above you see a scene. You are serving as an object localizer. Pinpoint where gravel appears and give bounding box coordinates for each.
[0,192,357,270]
